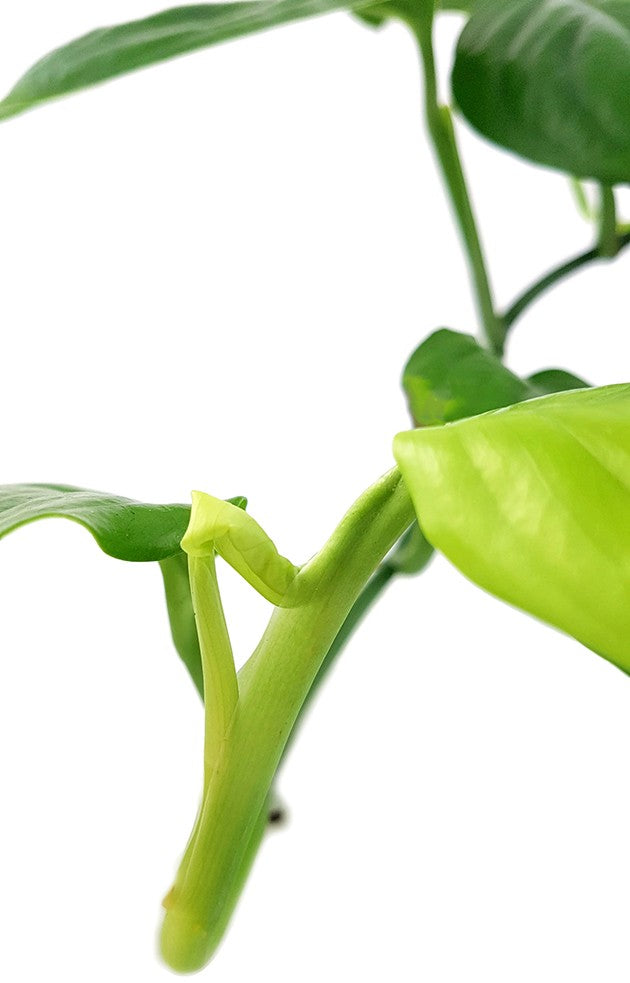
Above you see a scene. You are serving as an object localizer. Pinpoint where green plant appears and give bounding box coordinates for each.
[2,0,630,974]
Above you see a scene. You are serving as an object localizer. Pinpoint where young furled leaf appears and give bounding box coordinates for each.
[394,384,630,673]
[182,491,299,605]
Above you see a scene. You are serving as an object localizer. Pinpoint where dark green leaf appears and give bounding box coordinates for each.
[528,369,589,396]
[0,0,384,122]
[403,328,531,426]
[0,483,246,562]
[452,0,630,183]
[356,0,432,25]
[0,484,246,696]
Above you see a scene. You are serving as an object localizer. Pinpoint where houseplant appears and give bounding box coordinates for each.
[2,0,630,976]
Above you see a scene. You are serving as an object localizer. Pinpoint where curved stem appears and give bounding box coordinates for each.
[278,563,396,767]
[503,232,630,331]
[411,17,504,357]
[160,469,416,972]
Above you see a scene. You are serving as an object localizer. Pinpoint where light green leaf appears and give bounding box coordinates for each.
[452,0,630,183]
[182,491,299,605]
[0,0,385,122]
[393,384,630,673]
[403,328,532,426]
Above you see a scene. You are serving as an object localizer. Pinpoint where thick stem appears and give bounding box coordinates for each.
[412,17,504,356]
[160,469,415,972]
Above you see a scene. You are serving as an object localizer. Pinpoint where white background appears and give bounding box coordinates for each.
[1,4,630,981]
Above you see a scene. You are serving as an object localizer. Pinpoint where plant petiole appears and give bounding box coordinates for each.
[503,232,630,332]
[598,184,619,258]
[408,8,504,358]
[160,468,415,972]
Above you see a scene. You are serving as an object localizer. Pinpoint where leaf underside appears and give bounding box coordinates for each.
[394,384,630,674]
[452,0,630,183]
[0,0,382,121]
[0,483,246,562]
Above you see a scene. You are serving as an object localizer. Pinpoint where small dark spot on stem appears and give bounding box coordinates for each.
[268,806,287,826]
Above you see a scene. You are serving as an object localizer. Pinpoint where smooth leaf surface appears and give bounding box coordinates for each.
[394,384,630,673]
[403,328,532,425]
[403,329,590,426]
[452,0,630,183]
[528,368,589,396]
[0,0,383,121]
[0,483,246,561]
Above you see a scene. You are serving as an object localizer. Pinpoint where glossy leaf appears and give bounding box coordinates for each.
[452,0,630,183]
[403,328,531,426]
[0,0,383,122]
[0,483,246,561]
[0,484,188,560]
[394,384,630,673]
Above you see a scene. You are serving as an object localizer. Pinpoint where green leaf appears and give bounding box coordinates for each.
[0,0,385,122]
[452,0,630,183]
[527,368,589,396]
[0,484,246,696]
[0,483,193,561]
[403,328,532,426]
[182,491,299,606]
[393,384,630,674]
[0,483,247,561]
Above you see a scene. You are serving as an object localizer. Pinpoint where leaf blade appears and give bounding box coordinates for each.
[402,328,533,426]
[452,0,630,183]
[0,0,382,121]
[0,483,246,562]
[394,384,630,673]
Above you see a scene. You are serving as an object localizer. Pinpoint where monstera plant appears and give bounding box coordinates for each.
[2,0,630,974]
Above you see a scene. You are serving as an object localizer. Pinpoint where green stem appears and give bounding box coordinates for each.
[160,469,415,973]
[411,15,504,357]
[279,562,396,767]
[598,184,618,258]
[307,563,395,708]
[503,232,630,331]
